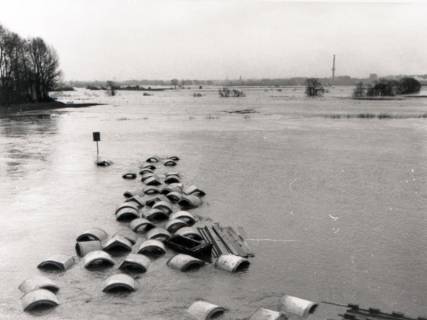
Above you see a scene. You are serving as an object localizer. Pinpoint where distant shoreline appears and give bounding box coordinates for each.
[0,101,102,113]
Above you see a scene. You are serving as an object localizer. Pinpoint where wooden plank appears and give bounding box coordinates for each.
[212,224,239,256]
[222,226,250,258]
[232,226,255,257]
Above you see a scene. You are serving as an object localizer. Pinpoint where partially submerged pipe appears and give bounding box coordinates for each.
[37,255,75,272]
[280,295,319,318]
[166,191,182,203]
[129,218,155,233]
[146,156,160,163]
[249,308,286,320]
[152,200,173,215]
[137,239,166,257]
[143,186,160,195]
[102,274,136,293]
[184,185,206,197]
[179,194,202,209]
[170,211,196,224]
[144,176,162,186]
[115,203,140,221]
[76,227,108,242]
[187,300,226,320]
[21,289,59,312]
[165,218,188,233]
[122,173,137,180]
[19,276,59,294]
[119,253,151,273]
[75,240,102,257]
[215,254,250,273]
[167,254,205,272]
[146,208,169,221]
[102,235,133,253]
[146,227,171,242]
[175,227,202,241]
[83,250,115,269]
[163,159,177,167]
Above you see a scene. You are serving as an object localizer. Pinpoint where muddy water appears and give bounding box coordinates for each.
[0,87,426,319]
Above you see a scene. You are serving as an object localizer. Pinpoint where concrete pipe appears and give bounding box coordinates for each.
[115,205,139,222]
[122,173,137,180]
[102,235,133,253]
[76,227,108,242]
[166,191,182,203]
[37,255,75,272]
[19,276,59,294]
[179,194,202,209]
[83,250,115,269]
[146,227,171,242]
[160,185,172,195]
[114,231,137,245]
[280,295,318,318]
[146,208,169,221]
[129,218,155,233]
[168,183,183,192]
[187,300,225,320]
[125,195,145,208]
[137,239,166,257]
[170,211,196,224]
[141,163,156,170]
[144,176,162,186]
[184,185,206,197]
[152,200,173,214]
[102,274,136,293]
[146,156,160,163]
[215,254,250,273]
[144,186,160,195]
[167,254,205,272]
[123,189,144,198]
[139,168,153,175]
[163,159,177,167]
[175,227,202,241]
[249,308,286,320]
[144,196,162,207]
[165,218,188,233]
[119,253,151,273]
[167,155,180,161]
[165,171,180,177]
[164,175,180,184]
[75,240,102,257]
[141,172,155,182]
[21,289,59,312]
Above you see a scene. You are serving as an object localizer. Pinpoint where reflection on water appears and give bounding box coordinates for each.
[0,114,58,178]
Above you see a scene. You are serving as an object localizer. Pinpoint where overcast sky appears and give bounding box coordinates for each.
[1,0,426,81]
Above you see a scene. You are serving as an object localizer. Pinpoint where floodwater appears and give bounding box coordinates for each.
[0,87,426,320]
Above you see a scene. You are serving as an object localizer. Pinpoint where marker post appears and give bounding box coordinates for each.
[92,132,101,163]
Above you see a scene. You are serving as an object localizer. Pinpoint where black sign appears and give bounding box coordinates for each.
[92,132,101,141]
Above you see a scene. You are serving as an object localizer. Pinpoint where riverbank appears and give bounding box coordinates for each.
[0,101,102,113]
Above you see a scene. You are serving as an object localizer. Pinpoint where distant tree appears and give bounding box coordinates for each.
[27,37,62,101]
[305,78,324,97]
[398,77,421,94]
[0,24,61,105]
[367,79,399,96]
[106,80,117,96]
[171,79,179,89]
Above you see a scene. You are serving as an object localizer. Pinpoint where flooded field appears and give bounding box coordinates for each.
[0,86,426,319]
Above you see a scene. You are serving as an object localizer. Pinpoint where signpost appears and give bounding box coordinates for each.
[93,132,101,163]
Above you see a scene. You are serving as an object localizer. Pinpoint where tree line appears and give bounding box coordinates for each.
[0,24,61,105]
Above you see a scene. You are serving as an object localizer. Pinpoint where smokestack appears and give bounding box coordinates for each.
[332,54,336,81]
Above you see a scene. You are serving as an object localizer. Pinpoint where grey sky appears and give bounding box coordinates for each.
[1,0,426,80]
